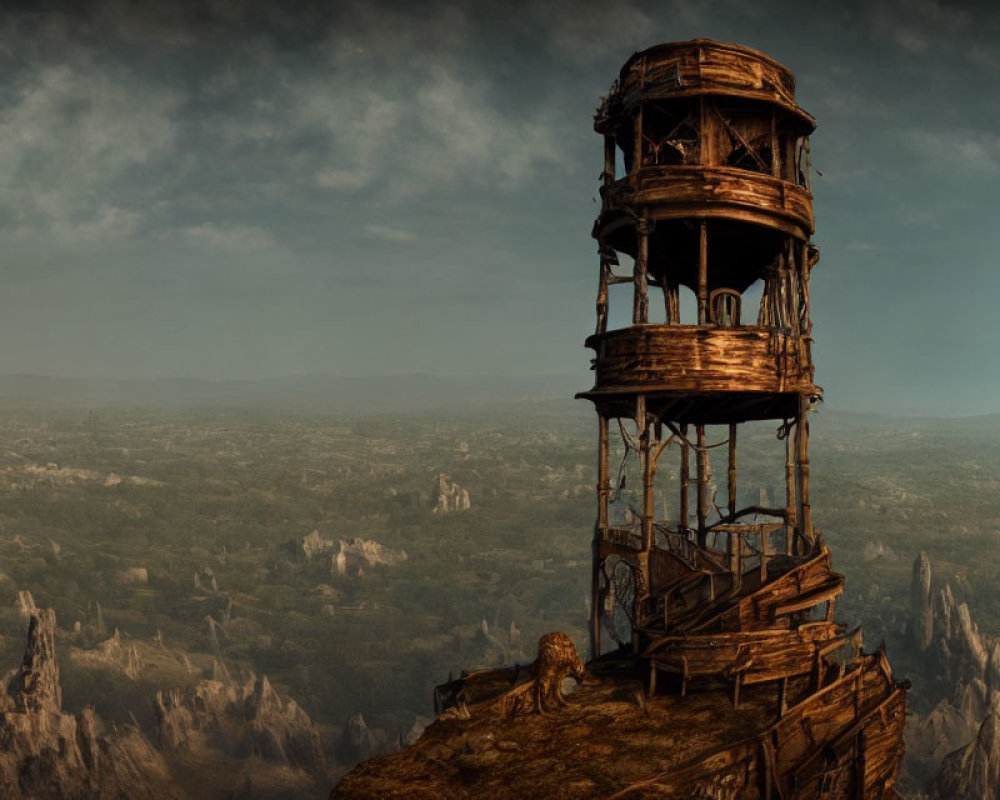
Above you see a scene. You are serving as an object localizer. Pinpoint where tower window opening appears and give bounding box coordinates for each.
[677,284,698,325]
[641,102,699,167]
[709,289,742,327]
[725,135,771,174]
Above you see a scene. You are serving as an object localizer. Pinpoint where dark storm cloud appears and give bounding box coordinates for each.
[1,0,999,412]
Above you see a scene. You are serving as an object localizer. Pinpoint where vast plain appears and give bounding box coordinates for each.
[0,375,996,795]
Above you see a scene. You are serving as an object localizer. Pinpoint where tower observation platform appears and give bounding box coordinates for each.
[333,38,908,800]
[579,39,908,797]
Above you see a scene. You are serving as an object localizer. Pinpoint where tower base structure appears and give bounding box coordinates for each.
[332,38,906,800]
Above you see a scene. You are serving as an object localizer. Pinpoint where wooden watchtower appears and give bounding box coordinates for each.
[583,39,824,655]
[578,42,907,797]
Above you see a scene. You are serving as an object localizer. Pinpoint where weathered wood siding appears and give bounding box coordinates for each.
[603,165,814,236]
[587,324,814,396]
[613,40,812,127]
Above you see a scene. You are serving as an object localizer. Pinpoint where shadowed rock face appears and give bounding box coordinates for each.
[6,607,61,712]
[0,608,182,800]
[929,704,1000,800]
[155,673,326,772]
[908,550,934,652]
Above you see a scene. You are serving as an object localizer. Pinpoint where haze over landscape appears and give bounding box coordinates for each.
[1,0,998,414]
[0,2,999,798]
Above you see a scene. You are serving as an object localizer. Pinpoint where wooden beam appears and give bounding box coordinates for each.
[785,422,797,555]
[634,104,643,172]
[665,280,680,324]
[596,253,610,334]
[636,396,651,629]
[604,133,616,185]
[680,424,689,531]
[634,216,650,324]
[728,423,737,518]
[696,424,709,548]
[798,394,813,542]
[592,414,610,659]
[697,220,708,325]
[770,111,780,178]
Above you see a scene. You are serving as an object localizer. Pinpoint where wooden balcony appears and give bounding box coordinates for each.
[584,324,814,394]
[600,165,813,238]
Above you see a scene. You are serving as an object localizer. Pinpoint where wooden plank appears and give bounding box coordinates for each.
[585,325,816,395]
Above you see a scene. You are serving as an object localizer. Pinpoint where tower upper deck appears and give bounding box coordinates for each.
[596,39,815,134]
[595,39,816,242]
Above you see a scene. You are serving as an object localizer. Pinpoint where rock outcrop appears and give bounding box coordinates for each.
[903,552,1000,793]
[908,551,934,652]
[434,473,470,513]
[332,538,407,576]
[928,702,1000,800]
[302,529,334,559]
[154,672,326,774]
[906,552,992,685]
[0,607,181,799]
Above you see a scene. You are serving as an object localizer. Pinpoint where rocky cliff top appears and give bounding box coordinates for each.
[333,658,778,800]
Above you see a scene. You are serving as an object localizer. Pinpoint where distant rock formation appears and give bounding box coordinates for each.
[332,538,407,576]
[863,539,898,562]
[434,473,470,513]
[0,607,181,799]
[194,566,218,593]
[72,628,141,680]
[904,552,1000,794]
[908,550,934,652]
[15,589,37,618]
[154,673,326,773]
[906,551,991,684]
[929,702,1000,800]
[120,567,149,585]
[339,713,391,765]
[302,529,334,559]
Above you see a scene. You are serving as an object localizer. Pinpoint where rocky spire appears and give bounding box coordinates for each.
[8,608,61,712]
[930,702,1000,799]
[908,550,934,651]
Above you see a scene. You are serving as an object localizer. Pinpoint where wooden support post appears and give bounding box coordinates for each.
[733,672,742,709]
[633,104,643,172]
[699,95,708,164]
[665,280,679,324]
[728,423,737,519]
[590,536,601,661]
[801,240,813,338]
[598,415,610,531]
[649,661,657,696]
[680,424,689,532]
[636,396,651,628]
[640,405,654,554]
[634,217,650,324]
[778,676,788,718]
[696,424,709,548]
[787,242,801,339]
[770,111,780,178]
[761,740,773,800]
[855,730,867,797]
[760,524,768,583]
[596,251,610,334]
[603,134,616,185]
[797,394,813,543]
[592,415,610,659]
[697,220,708,324]
[785,423,797,555]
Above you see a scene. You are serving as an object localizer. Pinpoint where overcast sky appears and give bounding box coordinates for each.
[1,0,998,414]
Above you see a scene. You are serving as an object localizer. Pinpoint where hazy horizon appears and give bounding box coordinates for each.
[3,1,999,416]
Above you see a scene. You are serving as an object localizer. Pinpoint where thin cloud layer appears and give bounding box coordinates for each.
[0,0,997,413]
